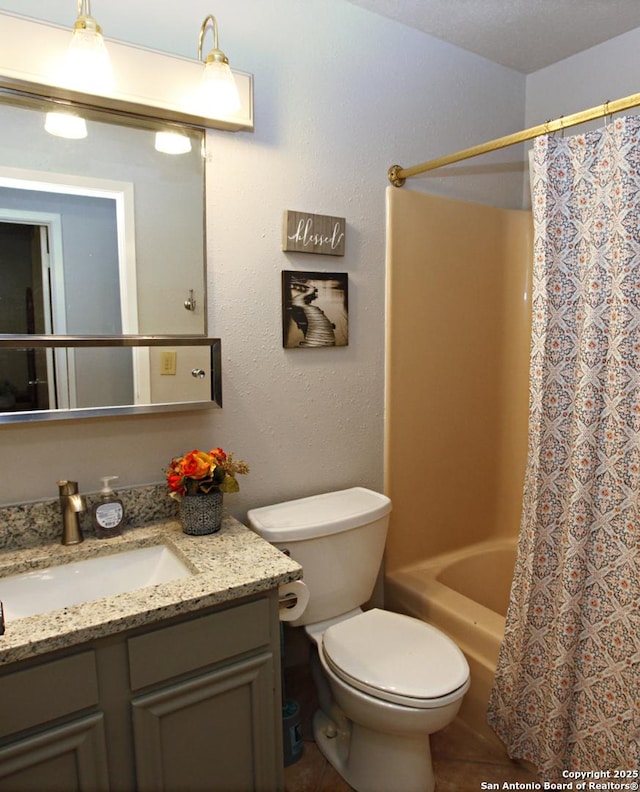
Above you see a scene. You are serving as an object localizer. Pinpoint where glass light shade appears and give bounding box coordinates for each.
[64,27,115,94]
[44,111,88,139]
[200,61,241,116]
[154,131,192,155]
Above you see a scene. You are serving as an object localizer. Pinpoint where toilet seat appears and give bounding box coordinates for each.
[322,608,469,709]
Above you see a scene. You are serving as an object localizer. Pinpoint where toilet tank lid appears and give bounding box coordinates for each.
[247,487,391,542]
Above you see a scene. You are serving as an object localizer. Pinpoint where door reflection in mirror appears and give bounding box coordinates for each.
[0,346,132,413]
[0,196,123,410]
[0,192,122,335]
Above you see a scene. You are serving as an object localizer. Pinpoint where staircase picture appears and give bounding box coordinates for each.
[281,271,349,349]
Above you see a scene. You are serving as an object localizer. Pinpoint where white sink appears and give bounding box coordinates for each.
[0,544,193,622]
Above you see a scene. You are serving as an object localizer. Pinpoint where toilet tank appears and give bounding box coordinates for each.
[247,487,391,626]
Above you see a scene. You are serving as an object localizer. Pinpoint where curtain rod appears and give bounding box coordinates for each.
[388,91,640,187]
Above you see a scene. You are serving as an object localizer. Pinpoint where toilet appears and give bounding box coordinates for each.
[247,487,470,792]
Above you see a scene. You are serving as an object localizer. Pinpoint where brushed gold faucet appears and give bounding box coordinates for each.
[57,480,86,545]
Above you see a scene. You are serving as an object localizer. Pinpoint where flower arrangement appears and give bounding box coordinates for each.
[166,447,249,500]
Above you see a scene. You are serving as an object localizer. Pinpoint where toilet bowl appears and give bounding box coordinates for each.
[306,608,469,792]
[247,488,470,792]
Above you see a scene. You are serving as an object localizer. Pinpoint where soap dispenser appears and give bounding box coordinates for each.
[91,476,125,538]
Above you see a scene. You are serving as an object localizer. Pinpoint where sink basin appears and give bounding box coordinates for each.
[0,544,193,622]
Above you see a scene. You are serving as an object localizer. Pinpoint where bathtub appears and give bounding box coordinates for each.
[385,537,517,745]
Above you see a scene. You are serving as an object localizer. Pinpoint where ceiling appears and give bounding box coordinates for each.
[344,0,640,73]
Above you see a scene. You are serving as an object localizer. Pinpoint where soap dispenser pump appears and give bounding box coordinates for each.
[91,476,124,538]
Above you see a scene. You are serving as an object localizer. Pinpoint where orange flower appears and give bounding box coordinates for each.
[180,450,213,480]
[210,447,227,463]
[167,472,186,496]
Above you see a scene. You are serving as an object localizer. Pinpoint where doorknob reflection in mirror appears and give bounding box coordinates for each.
[184,290,197,311]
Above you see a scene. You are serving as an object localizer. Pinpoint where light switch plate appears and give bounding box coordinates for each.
[160,351,177,376]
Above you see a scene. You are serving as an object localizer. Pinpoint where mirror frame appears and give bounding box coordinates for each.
[0,336,222,423]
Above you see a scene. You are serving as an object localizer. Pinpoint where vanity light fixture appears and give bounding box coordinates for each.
[44,110,88,139]
[197,14,241,116]
[64,0,115,94]
[154,130,193,155]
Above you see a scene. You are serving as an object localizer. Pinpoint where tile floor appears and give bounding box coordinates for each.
[282,660,540,792]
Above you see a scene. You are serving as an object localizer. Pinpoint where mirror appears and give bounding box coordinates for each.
[0,88,206,336]
[0,88,220,423]
[0,336,221,423]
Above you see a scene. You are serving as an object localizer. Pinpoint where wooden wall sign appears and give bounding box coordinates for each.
[283,210,345,256]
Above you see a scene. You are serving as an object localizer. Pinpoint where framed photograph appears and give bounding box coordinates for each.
[281,271,349,348]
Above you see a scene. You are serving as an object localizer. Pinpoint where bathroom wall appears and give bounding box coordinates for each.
[0,0,526,518]
[384,189,532,571]
[525,27,640,133]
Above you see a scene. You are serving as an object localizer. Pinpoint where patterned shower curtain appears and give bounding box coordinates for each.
[487,116,640,780]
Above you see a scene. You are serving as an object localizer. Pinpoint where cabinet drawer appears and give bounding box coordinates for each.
[128,597,272,690]
[0,651,99,738]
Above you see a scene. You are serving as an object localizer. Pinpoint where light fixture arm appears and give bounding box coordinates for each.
[198,15,229,65]
[74,0,102,35]
[195,13,241,116]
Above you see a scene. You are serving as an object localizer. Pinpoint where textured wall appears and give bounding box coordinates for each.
[0,0,525,518]
[526,27,640,128]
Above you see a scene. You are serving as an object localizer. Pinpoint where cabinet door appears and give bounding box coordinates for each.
[132,652,278,792]
[0,713,109,791]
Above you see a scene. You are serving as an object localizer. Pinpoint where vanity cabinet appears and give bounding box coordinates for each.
[0,594,283,792]
[0,652,109,790]
[129,598,280,792]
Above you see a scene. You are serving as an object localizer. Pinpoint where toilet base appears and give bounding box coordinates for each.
[312,708,435,792]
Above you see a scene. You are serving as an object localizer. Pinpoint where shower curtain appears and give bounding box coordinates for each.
[487,116,640,779]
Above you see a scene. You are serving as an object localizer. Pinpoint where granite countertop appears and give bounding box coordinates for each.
[0,517,302,666]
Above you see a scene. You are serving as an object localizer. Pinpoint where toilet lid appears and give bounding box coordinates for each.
[322,609,469,708]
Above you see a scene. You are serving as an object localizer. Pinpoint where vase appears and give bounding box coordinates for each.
[180,491,223,536]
